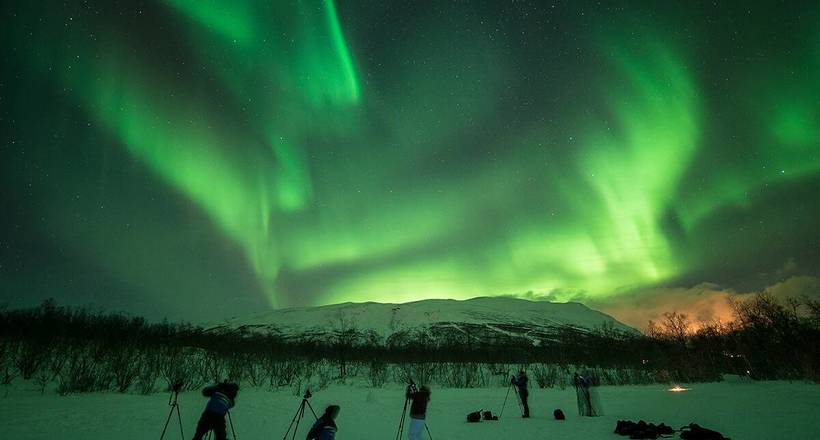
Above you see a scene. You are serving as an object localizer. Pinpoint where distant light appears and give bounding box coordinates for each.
[668,385,690,392]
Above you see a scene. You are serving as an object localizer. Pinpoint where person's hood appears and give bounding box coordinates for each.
[326,405,341,420]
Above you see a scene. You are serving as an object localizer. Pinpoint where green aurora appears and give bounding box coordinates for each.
[1,1,819,320]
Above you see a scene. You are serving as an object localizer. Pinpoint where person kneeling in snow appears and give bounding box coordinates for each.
[406,384,431,440]
[307,405,340,440]
[192,382,239,440]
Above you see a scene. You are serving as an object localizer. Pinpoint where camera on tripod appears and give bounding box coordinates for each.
[282,388,319,440]
[160,382,185,440]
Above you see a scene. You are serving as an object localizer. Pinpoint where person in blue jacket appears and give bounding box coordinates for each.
[511,370,530,418]
[192,382,239,440]
[574,372,600,416]
[307,405,340,440]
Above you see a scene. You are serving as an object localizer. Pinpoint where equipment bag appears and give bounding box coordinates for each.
[680,423,731,440]
[553,409,565,420]
[614,420,675,439]
[482,410,498,421]
[467,411,482,423]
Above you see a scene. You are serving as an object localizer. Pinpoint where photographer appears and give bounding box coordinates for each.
[192,381,239,440]
[306,405,340,440]
[405,383,431,440]
[573,371,600,417]
[511,370,530,418]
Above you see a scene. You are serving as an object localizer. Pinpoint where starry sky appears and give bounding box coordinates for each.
[2,0,819,325]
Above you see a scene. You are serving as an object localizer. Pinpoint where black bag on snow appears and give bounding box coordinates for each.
[553,409,565,420]
[467,411,481,423]
[616,420,650,437]
[615,420,637,435]
[656,423,674,435]
[680,423,731,440]
[614,420,675,439]
[628,421,659,440]
[482,410,498,421]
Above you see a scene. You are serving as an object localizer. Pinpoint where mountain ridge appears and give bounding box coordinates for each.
[207,296,639,345]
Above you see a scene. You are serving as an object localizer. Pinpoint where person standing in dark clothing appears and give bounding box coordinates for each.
[406,384,431,440]
[511,370,530,418]
[192,382,239,440]
[306,405,340,440]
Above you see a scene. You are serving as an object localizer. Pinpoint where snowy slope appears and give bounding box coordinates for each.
[207,297,638,343]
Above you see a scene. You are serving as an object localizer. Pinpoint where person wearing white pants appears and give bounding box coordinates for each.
[408,417,426,440]
[406,384,431,440]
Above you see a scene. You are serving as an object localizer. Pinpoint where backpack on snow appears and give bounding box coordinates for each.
[680,423,730,440]
[467,411,482,423]
[482,410,498,421]
[614,420,675,439]
[553,409,565,420]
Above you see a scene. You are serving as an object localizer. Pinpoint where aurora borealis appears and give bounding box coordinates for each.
[2,1,819,323]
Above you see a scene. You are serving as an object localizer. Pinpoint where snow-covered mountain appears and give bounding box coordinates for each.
[207,297,638,345]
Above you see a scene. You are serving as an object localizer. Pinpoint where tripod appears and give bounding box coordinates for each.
[203,411,237,440]
[513,383,525,416]
[281,389,318,440]
[506,376,524,417]
[160,384,184,440]
[499,382,513,418]
[395,382,411,440]
[396,380,433,440]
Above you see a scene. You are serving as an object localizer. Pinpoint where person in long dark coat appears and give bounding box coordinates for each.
[406,384,431,439]
[511,370,530,418]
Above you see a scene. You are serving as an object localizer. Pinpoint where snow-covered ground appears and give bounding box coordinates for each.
[2,380,818,439]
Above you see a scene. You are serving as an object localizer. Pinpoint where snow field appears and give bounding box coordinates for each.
[1,380,819,439]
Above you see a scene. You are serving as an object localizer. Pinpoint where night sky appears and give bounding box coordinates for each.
[2,1,819,325]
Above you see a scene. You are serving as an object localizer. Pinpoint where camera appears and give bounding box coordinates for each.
[172,382,183,393]
[304,389,312,399]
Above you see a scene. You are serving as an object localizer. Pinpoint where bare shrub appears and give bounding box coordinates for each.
[160,346,200,391]
[530,363,558,388]
[32,346,56,394]
[245,355,265,387]
[224,353,248,383]
[398,362,435,386]
[367,360,388,388]
[57,345,107,395]
[108,346,141,393]
[0,340,18,394]
[14,341,50,380]
[135,349,159,394]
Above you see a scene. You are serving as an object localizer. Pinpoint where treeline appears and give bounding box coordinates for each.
[1,293,818,395]
[645,293,820,382]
